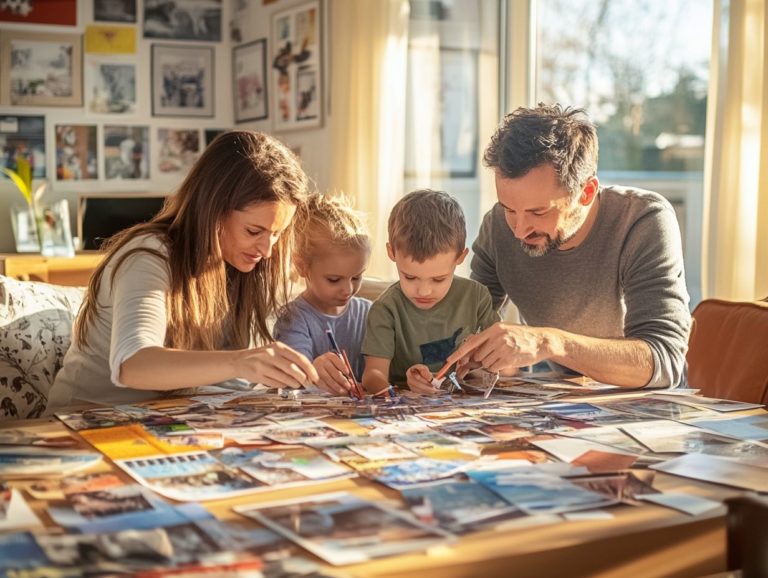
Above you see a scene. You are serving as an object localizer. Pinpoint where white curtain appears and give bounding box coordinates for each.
[702,0,768,300]
[329,0,410,280]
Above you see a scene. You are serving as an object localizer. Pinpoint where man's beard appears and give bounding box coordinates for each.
[519,206,583,257]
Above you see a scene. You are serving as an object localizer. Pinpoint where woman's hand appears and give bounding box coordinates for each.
[406,364,439,394]
[235,342,319,388]
[313,352,355,395]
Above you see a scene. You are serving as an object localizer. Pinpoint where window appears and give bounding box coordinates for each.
[404,0,501,272]
[536,0,713,305]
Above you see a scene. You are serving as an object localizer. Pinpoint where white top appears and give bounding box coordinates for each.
[48,234,173,410]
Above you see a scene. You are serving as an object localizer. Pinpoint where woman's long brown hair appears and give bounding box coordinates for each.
[75,131,310,351]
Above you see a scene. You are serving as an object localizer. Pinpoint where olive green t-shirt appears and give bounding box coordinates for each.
[362,276,499,386]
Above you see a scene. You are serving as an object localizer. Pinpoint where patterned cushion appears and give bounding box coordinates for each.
[0,276,84,419]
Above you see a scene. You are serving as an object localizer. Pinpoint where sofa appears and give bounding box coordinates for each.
[0,275,393,421]
[0,275,85,420]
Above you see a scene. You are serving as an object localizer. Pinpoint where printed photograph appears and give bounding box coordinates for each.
[152,44,214,117]
[94,0,137,22]
[157,128,200,174]
[55,124,98,181]
[104,124,150,179]
[0,114,46,178]
[56,407,134,430]
[1,32,82,106]
[233,38,268,122]
[66,486,155,519]
[0,0,76,25]
[600,398,714,421]
[237,492,450,565]
[401,480,522,532]
[143,0,222,41]
[86,61,137,114]
[271,0,322,130]
[118,452,263,501]
[364,458,467,489]
[468,469,617,515]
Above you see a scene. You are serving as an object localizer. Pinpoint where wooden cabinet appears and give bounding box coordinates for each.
[0,254,104,287]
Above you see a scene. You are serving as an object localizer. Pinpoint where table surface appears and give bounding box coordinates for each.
[4,395,761,578]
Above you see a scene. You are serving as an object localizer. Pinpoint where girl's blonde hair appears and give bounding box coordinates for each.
[293,193,371,274]
[75,130,310,351]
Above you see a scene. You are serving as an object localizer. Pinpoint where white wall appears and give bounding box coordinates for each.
[0,0,330,253]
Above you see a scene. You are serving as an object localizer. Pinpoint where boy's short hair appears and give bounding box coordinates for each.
[388,189,466,262]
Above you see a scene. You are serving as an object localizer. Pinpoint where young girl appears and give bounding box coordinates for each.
[274,194,372,395]
[48,131,318,410]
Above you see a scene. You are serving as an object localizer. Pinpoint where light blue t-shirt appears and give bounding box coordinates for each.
[273,295,372,380]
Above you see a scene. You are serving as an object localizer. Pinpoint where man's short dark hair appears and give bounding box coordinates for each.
[388,189,466,262]
[484,103,599,197]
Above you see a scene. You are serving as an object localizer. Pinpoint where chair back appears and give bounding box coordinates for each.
[725,495,768,577]
[686,298,768,404]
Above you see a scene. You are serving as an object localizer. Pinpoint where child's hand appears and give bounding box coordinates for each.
[406,364,439,394]
[314,352,356,395]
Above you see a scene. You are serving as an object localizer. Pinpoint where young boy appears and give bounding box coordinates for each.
[362,190,499,394]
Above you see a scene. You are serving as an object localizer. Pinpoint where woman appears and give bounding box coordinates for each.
[48,131,318,410]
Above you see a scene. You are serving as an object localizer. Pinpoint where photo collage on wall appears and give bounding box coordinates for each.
[0,0,237,188]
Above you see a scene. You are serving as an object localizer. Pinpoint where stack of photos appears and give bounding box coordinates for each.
[24,380,764,573]
[235,492,452,565]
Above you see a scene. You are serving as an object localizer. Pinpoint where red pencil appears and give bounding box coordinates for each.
[341,349,365,398]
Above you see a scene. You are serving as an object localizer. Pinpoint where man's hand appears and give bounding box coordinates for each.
[406,364,439,394]
[445,322,552,374]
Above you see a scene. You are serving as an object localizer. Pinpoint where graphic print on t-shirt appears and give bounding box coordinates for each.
[419,328,463,365]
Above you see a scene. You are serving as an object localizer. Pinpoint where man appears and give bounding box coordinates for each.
[448,104,690,388]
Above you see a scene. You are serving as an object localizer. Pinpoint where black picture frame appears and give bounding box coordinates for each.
[233,38,268,123]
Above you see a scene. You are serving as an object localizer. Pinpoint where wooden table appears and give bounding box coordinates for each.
[4,403,754,578]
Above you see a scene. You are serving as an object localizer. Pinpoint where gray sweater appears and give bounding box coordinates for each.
[471,186,691,388]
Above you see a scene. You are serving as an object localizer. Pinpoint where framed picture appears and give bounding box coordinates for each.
[157,128,200,174]
[271,0,322,131]
[204,128,227,146]
[0,115,46,178]
[233,39,268,123]
[94,0,137,23]
[55,124,98,181]
[0,0,76,26]
[0,31,83,107]
[103,124,150,180]
[85,59,137,115]
[151,44,214,118]
[143,0,222,42]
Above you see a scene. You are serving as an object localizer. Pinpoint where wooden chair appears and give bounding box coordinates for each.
[686,297,768,404]
[725,495,768,577]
